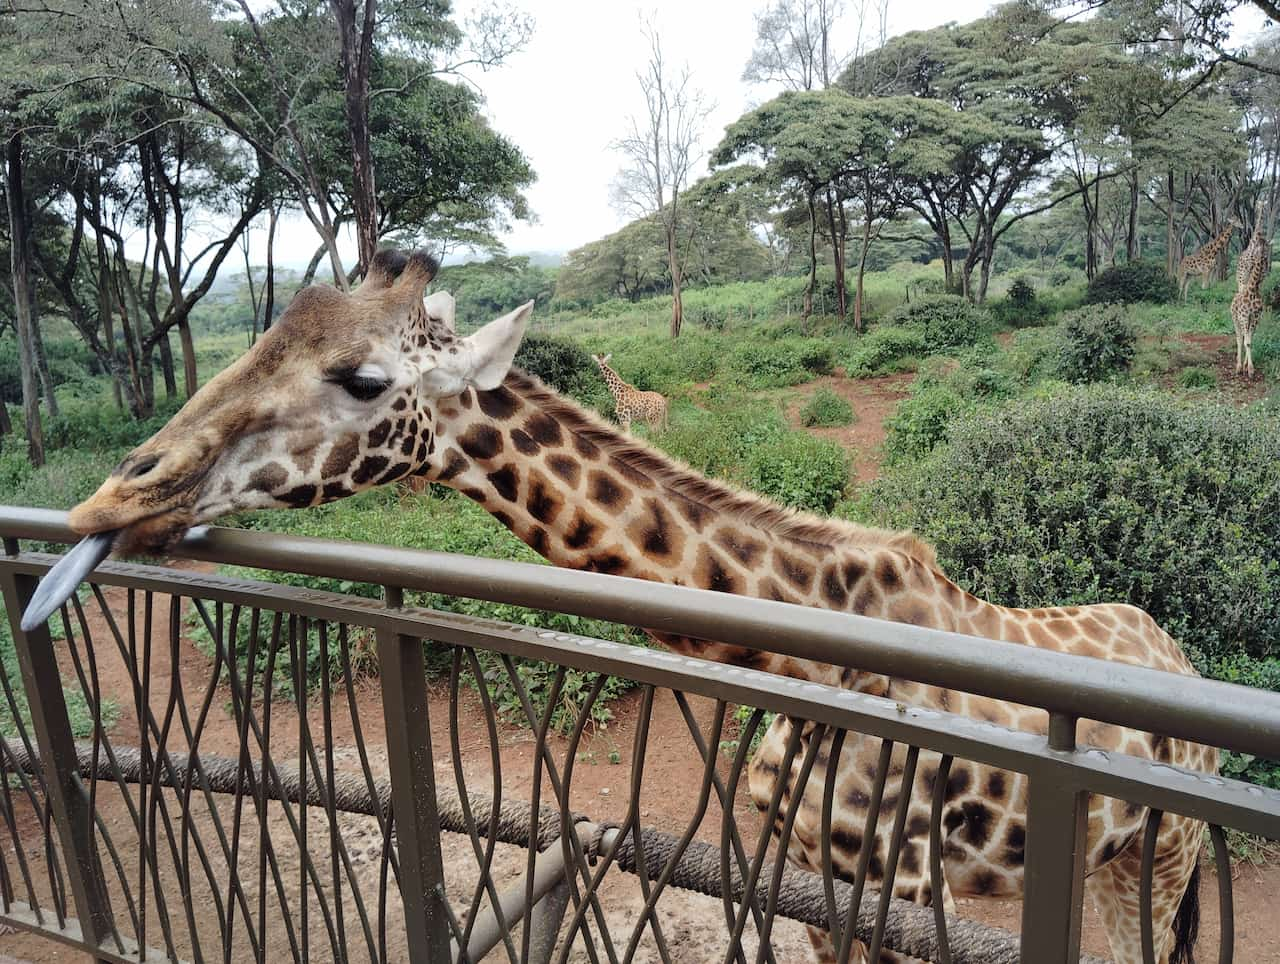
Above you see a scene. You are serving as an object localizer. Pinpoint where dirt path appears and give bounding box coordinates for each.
[784,372,916,483]
[1174,333,1271,405]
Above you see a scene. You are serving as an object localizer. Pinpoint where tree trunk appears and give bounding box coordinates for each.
[823,190,847,322]
[177,315,198,397]
[5,133,45,466]
[1165,170,1178,277]
[156,329,178,399]
[32,320,59,418]
[263,202,279,334]
[666,221,683,339]
[803,191,818,319]
[854,215,872,334]
[0,402,11,436]
[1126,172,1140,262]
[332,0,378,278]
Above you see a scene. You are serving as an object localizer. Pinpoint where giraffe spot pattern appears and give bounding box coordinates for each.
[547,454,581,488]
[248,462,288,493]
[459,425,503,461]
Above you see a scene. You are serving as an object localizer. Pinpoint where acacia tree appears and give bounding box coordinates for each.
[613,22,712,338]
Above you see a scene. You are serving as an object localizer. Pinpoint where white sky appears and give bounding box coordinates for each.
[195,0,997,272]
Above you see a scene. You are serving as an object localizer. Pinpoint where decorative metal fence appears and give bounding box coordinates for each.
[0,505,1277,964]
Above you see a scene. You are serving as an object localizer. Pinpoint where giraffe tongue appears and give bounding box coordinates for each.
[20,530,117,632]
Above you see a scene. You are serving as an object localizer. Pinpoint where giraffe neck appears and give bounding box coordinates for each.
[596,361,633,401]
[422,369,997,687]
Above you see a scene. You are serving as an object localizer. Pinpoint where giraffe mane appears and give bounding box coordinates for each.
[502,368,939,568]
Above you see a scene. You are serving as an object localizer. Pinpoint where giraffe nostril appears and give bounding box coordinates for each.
[126,454,162,481]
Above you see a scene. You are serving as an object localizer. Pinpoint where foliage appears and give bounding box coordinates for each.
[0,337,101,405]
[882,295,985,350]
[512,334,608,409]
[434,256,556,331]
[744,430,849,513]
[882,383,970,464]
[799,388,855,427]
[861,387,1280,664]
[727,339,832,388]
[1053,305,1137,383]
[1178,366,1217,390]
[841,326,927,375]
[1085,260,1177,305]
[990,278,1050,328]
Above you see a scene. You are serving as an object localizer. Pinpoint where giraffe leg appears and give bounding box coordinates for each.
[1235,328,1245,374]
[1245,326,1256,378]
[1086,814,1202,964]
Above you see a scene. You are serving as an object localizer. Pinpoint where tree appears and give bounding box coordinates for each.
[612,21,712,338]
[3,131,43,465]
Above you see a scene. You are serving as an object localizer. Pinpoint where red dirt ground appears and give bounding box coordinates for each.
[784,371,916,483]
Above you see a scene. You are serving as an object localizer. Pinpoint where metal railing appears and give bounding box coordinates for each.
[0,505,1276,963]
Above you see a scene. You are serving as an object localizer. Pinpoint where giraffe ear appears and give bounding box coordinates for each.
[423,291,456,330]
[422,301,532,396]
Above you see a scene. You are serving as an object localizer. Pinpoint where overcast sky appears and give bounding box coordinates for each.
[137,0,1266,272]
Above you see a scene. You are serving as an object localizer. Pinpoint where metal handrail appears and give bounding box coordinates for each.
[2,506,1279,762]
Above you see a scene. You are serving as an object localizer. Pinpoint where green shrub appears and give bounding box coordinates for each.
[513,334,606,407]
[842,326,928,376]
[727,341,827,388]
[743,431,849,513]
[44,397,185,453]
[1053,305,1137,383]
[882,384,970,464]
[1085,260,1177,305]
[1178,366,1217,390]
[800,388,855,427]
[882,295,985,350]
[862,387,1280,663]
[991,278,1049,328]
[0,336,101,405]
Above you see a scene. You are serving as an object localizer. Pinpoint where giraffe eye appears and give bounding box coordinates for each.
[327,366,392,401]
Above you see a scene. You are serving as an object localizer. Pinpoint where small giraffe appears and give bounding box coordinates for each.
[592,353,668,432]
[65,250,1214,964]
[1231,204,1270,378]
[1176,217,1240,300]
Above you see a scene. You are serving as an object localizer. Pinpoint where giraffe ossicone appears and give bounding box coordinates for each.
[62,248,1212,964]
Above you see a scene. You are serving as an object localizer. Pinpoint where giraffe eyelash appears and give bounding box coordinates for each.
[325,366,392,401]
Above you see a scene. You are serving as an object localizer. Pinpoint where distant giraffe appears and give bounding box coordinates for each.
[1177,217,1241,300]
[1231,203,1271,377]
[592,353,669,432]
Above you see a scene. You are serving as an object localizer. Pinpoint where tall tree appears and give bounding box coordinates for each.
[3,132,43,465]
[613,22,712,338]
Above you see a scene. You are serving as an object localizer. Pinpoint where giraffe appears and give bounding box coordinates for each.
[1176,217,1240,300]
[63,249,1214,964]
[1231,204,1271,378]
[592,353,669,432]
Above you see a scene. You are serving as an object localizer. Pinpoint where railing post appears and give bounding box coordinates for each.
[0,565,115,961]
[378,585,452,960]
[1020,712,1087,964]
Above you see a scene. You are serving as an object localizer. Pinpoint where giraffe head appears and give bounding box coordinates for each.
[592,353,612,367]
[67,249,531,552]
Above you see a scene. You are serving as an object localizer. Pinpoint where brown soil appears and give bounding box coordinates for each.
[1172,333,1271,405]
[784,372,916,483]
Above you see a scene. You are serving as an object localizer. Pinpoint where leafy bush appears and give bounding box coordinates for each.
[727,339,831,388]
[1178,366,1217,390]
[44,397,185,453]
[991,278,1049,328]
[743,431,849,513]
[882,295,985,350]
[862,387,1280,663]
[1053,305,1137,383]
[841,326,928,376]
[800,388,855,427]
[1085,260,1177,305]
[882,383,970,464]
[513,334,605,406]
